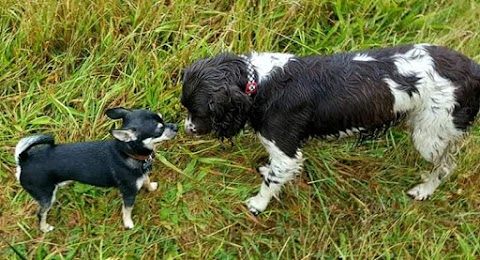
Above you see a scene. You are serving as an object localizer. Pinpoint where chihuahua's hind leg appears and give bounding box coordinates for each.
[142,175,158,192]
[38,203,54,232]
[35,186,57,232]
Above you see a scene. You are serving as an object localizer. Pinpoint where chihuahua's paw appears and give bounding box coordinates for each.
[148,182,158,192]
[40,223,55,233]
[245,195,268,216]
[124,220,135,229]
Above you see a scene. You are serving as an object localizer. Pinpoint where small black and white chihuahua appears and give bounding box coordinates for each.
[14,107,178,232]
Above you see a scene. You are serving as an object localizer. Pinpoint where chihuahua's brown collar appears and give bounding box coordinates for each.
[126,153,153,161]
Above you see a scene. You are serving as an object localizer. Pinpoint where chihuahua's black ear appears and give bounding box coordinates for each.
[110,129,137,142]
[106,107,130,119]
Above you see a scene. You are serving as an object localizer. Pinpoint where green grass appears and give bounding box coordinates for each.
[1,0,480,258]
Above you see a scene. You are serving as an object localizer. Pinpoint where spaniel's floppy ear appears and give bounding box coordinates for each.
[106,107,131,119]
[208,86,229,119]
[208,85,253,138]
[228,86,253,115]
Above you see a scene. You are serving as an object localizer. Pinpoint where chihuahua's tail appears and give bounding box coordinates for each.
[15,134,55,165]
[14,134,54,181]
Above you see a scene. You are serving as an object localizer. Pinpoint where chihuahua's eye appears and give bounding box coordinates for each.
[154,123,165,136]
[154,127,164,137]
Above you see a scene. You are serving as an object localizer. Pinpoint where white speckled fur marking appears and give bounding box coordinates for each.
[245,134,303,214]
[249,52,294,83]
[390,45,463,160]
[353,53,377,61]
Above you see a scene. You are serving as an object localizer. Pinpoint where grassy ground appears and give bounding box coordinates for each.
[1,0,480,258]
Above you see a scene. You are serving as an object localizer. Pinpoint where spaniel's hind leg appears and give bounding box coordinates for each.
[407,110,464,200]
[407,141,460,200]
[246,134,303,215]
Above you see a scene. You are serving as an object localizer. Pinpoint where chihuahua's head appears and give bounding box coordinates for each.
[106,107,178,151]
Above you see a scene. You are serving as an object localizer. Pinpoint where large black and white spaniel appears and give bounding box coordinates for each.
[180,44,480,215]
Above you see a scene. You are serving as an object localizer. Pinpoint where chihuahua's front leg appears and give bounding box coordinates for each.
[121,188,137,229]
